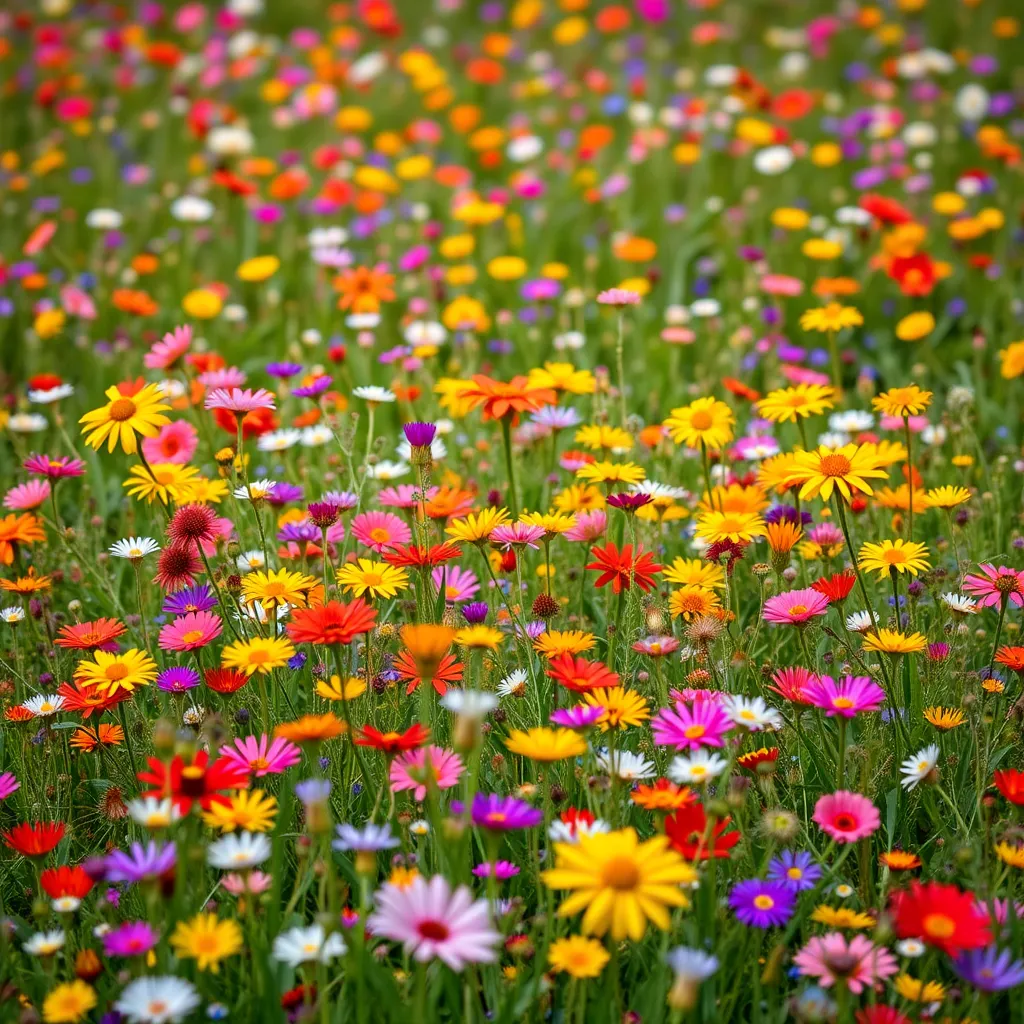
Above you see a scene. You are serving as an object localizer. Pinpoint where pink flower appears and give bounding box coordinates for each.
[379,484,438,509]
[221,870,273,895]
[489,523,545,550]
[3,479,50,511]
[760,273,804,297]
[219,734,301,778]
[652,700,732,751]
[804,675,886,718]
[60,285,96,320]
[962,564,1024,609]
[142,420,198,465]
[144,324,192,370]
[367,874,500,970]
[763,587,830,626]
[596,288,642,307]
[564,510,607,543]
[204,387,276,413]
[389,746,464,802]
[793,933,898,992]
[432,565,480,603]
[812,791,880,844]
[198,516,236,558]
[350,511,411,554]
[23,454,86,480]
[158,610,223,652]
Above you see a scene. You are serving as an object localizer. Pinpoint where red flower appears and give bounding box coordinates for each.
[54,617,127,651]
[811,571,857,604]
[889,881,991,956]
[586,542,662,593]
[888,252,937,297]
[383,542,462,568]
[56,679,131,719]
[355,723,430,755]
[859,193,914,225]
[993,768,1024,805]
[154,542,202,592]
[40,865,93,899]
[204,668,249,694]
[995,646,1024,675]
[286,599,377,646]
[393,649,463,696]
[136,751,250,813]
[546,654,620,693]
[3,821,66,858]
[665,803,740,860]
[855,1009,911,1024]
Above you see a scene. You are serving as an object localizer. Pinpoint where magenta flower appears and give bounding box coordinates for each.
[489,523,546,550]
[550,704,605,730]
[432,565,479,603]
[471,794,542,832]
[143,324,192,370]
[0,771,20,801]
[793,933,898,992]
[564,510,607,543]
[351,511,411,554]
[763,587,830,626]
[3,479,50,511]
[472,861,520,880]
[389,746,464,802]
[652,700,732,751]
[142,420,199,465]
[367,874,501,970]
[23,453,86,480]
[219,734,302,778]
[963,564,1024,608]
[204,387,276,413]
[812,791,880,844]
[158,610,223,652]
[803,675,886,718]
[103,921,160,958]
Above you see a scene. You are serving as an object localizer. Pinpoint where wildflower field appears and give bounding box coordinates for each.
[3,1,1024,1022]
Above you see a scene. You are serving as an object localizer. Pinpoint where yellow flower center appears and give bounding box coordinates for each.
[788,605,807,617]
[690,410,713,430]
[601,856,640,891]
[182,630,204,644]
[923,913,956,939]
[370,528,391,543]
[361,573,383,587]
[108,398,138,422]
[832,697,854,709]
[684,724,705,740]
[248,649,271,665]
[753,895,775,910]
[787,867,803,880]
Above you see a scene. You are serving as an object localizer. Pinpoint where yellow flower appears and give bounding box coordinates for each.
[79,382,171,455]
[771,207,810,230]
[788,444,888,502]
[74,648,157,696]
[123,462,199,505]
[995,841,1024,869]
[237,255,280,282]
[241,568,318,610]
[924,486,970,509]
[895,311,935,342]
[669,586,722,621]
[872,385,932,418]
[548,935,610,978]
[756,384,836,423]
[519,512,577,538]
[34,308,66,339]
[893,974,946,1003]
[202,789,278,832]
[315,674,367,702]
[42,980,97,1024]
[182,287,223,319]
[662,558,726,590]
[505,727,586,761]
[799,304,863,333]
[180,476,230,504]
[542,827,695,940]
[582,687,650,731]
[487,255,527,280]
[663,397,735,450]
[757,452,805,494]
[998,340,1024,379]
[170,913,243,973]
[694,510,766,545]
[533,630,596,658]
[698,483,769,515]
[952,454,974,468]
[336,559,409,600]
[575,460,646,485]
[810,905,876,930]
[574,423,633,450]
[446,508,511,544]
[924,706,965,730]
[454,625,504,650]
[802,238,843,260]
[857,539,931,579]
[221,635,297,676]
[863,629,927,655]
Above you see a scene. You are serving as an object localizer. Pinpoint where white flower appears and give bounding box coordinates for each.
[308,226,348,248]
[497,669,528,698]
[666,945,719,982]
[902,122,937,148]
[85,208,123,230]
[182,705,204,726]
[409,819,431,836]
[896,938,926,958]
[23,930,65,955]
[753,145,794,176]
[507,135,542,162]
[845,610,874,633]
[233,478,276,501]
[352,385,396,404]
[704,64,738,88]
[921,424,947,446]
[110,536,161,560]
[333,822,398,853]
[955,84,989,121]
[272,923,347,967]
[28,384,74,404]
[21,693,65,718]
[900,744,939,790]
[722,695,782,732]
[440,690,498,719]
[834,883,854,899]
[828,410,874,433]
[170,195,214,223]
[404,320,447,346]
[941,593,977,616]
[208,831,272,870]
[301,426,333,447]
[236,549,266,571]
[552,330,585,352]
[630,480,688,501]
[7,414,49,433]
[547,815,611,844]
[348,51,386,86]
[52,896,81,913]
[689,298,720,318]
[817,431,850,449]
[1,607,26,623]
[257,429,302,452]
[115,976,200,1024]
[668,750,728,785]
[207,125,254,157]
[365,460,410,481]
[127,797,182,830]
[596,748,655,781]
[835,205,872,227]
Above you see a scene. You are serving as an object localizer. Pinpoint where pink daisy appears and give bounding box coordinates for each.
[803,675,886,718]
[812,790,880,844]
[219,734,301,777]
[144,324,192,370]
[596,287,641,307]
[651,700,732,751]
[23,453,86,480]
[221,870,273,895]
[367,874,500,970]
[489,523,546,550]
[564,510,607,543]
[378,484,439,509]
[158,610,223,652]
[432,565,479,603]
[389,746,465,802]
[763,587,830,626]
[793,933,898,993]
[142,420,199,465]
[962,564,1024,609]
[198,517,236,558]
[350,511,412,554]
[204,387,276,413]
[198,367,247,390]
[3,479,50,511]
[767,666,816,705]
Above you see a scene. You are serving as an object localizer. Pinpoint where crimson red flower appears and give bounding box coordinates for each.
[586,542,662,593]
[383,542,462,568]
[56,679,131,719]
[3,821,66,858]
[40,864,94,899]
[889,881,991,955]
[136,751,249,813]
[154,542,202,592]
[993,768,1024,806]
[355,723,430,755]
[393,648,463,696]
[204,668,250,694]
[54,617,127,651]
[546,654,620,693]
[286,599,378,646]
[213,405,277,438]
[888,252,937,297]
[167,503,218,546]
[665,803,740,860]
[859,193,914,225]
[855,1009,911,1024]
[811,571,857,603]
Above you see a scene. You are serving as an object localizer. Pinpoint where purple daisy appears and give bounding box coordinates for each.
[156,666,200,694]
[292,375,333,399]
[953,945,1024,992]
[728,880,795,928]
[472,860,521,880]
[766,850,823,893]
[471,793,543,832]
[266,361,304,379]
[104,841,176,884]
[162,584,217,615]
[550,704,605,730]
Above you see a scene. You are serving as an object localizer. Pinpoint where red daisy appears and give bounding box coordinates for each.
[546,654,620,693]
[40,864,94,899]
[665,803,740,861]
[154,542,202,592]
[204,668,250,694]
[286,599,378,646]
[3,821,66,858]
[136,750,250,813]
[811,571,857,604]
[393,648,463,696]
[889,881,991,956]
[383,542,462,568]
[54,617,127,651]
[56,680,131,719]
[585,542,662,593]
[355,723,430,755]
[993,768,1024,806]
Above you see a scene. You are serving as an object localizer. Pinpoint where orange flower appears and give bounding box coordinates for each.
[631,778,695,811]
[459,374,557,423]
[69,723,125,752]
[111,289,159,316]
[286,600,378,646]
[274,713,346,743]
[333,265,396,314]
[0,513,45,565]
[394,648,464,696]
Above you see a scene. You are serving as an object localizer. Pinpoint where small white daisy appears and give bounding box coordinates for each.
[236,549,266,571]
[110,536,161,560]
[900,744,939,791]
[352,385,396,404]
[127,796,182,830]
[596,748,655,781]
[440,690,498,719]
[1,607,26,623]
[257,429,302,452]
[208,831,272,870]
[21,693,65,718]
[941,592,977,616]
[115,975,200,1024]
[845,610,874,633]
[497,669,528,698]
[23,929,65,956]
[668,750,728,785]
[722,695,783,732]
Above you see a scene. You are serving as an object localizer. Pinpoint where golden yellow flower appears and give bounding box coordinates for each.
[694,510,766,545]
[871,385,932,418]
[575,460,646,485]
[663,397,735,450]
[799,304,862,333]
[756,384,836,423]
[923,706,965,730]
[924,486,971,509]
[581,687,650,731]
[863,629,927,655]
[170,913,243,973]
[505,727,587,761]
[895,311,935,342]
[662,558,726,590]
[79,383,171,455]
[529,362,596,395]
[788,444,888,502]
[857,539,931,579]
[669,586,722,621]
[533,630,596,658]
[998,340,1024,379]
[547,935,610,979]
[202,789,278,832]
[446,508,511,544]
[810,905,876,930]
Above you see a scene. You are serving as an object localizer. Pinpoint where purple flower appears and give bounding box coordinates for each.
[0,771,19,801]
[307,501,341,528]
[268,482,303,506]
[294,778,332,807]
[472,860,520,880]
[292,375,333,399]
[157,666,200,694]
[953,945,1024,992]
[461,602,490,624]
[471,793,543,831]
[102,921,159,957]
[728,880,795,928]
[323,490,359,511]
[607,492,653,512]
[266,361,304,379]
[532,406,580,430]
[766,851,823,892]
[277,521,319,543]
[104,841,176,884]
[162,584,217,615]
[403,422,437,448]
[550,705,605,730]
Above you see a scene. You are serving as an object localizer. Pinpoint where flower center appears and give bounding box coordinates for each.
[787,867,803,880]
[601,856,640,891]
[362,573,383,587]
[923,913,956,939]
[248,650,271,665]
[788,605,808,617]
[182,630,204,644]
[251,757,269,770]
[370,528,390,543]
[417,919,450,941]
[820,453,852,477]
[832,697,855,709]
[105,663,129,681]
[683,724,705,740]
[108,398,137,422]
[753,895,775,910]
[833,813,856,831]
[690,410,713,430]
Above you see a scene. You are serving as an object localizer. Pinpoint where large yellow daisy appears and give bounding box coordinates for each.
[79,383,171,455]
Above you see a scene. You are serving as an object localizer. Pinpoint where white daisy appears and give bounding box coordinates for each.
[85,208,123,230]
[301,425,333,447]
[170,195,214,223]
[440,690,498,719]
[52,896,81,913]
[896,938,927,958]
[900,744,939,791]
[668,750,728,785]
[596,748,655,781]
[722,695,783,732]
[365,460,410,481]
[403,321,447,346]
[272,923,347,967]
[845,610,874,633]
[23,929,65,956]
[236,549,266,571]
[548,816,611,844]
[6,413,48,433]
[409,819,431,836]
[233,478,276,501]
[21,693,65,718]
[829,410,874,433]
[497,669,528,698]
[126,796,182,830]
[941,592,976,616]
[257,429,302,452]
[115,976,200,1024]
[207,831,272,870]
[1,607,25,623]
[666,945,719,983]
[28,384,74,404]
[110,536,161,560]
[352,385,396,404]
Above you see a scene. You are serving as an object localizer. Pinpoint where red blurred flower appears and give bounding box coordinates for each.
[3,821,65,858]
[136,751,249,813]
[40,864,94,899]
[993,768,1024,806]
[889,881,991,956]
[665,803,740,860]
[355,723,430,755]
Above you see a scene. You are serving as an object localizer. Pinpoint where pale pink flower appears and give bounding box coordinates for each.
[793,933,897,992]
[596,287,641,307]
[4,479,50,511]
[389,746,464,802]
[204,387,276,413]
[144,324,192,370]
